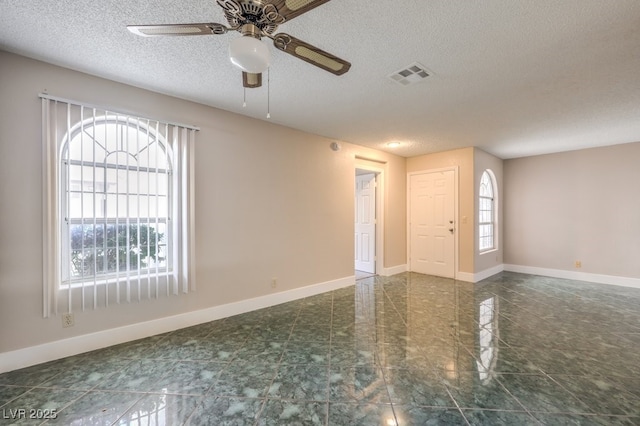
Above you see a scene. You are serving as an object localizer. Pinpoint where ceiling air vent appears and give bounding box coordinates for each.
[388,62,431,86]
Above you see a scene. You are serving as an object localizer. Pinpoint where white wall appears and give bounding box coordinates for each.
[0,51,406,363]
[504,142,640,279]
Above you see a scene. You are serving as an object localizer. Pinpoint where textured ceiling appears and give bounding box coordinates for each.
[1,0,640,158]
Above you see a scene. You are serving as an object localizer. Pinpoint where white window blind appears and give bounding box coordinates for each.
[41,94,198,317]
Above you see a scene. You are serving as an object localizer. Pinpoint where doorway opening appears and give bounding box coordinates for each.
[355,162,384,279]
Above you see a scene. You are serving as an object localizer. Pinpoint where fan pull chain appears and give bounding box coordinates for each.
[266,68,271,119]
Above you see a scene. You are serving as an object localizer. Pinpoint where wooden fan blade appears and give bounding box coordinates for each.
[243,72,263,88]
[127,23,228,37]
[272,33,351,75]
[268,0,331,22]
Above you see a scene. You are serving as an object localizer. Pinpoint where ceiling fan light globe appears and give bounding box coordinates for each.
[229,36,271,73]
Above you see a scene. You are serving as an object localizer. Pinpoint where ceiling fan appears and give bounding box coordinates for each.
[128,0,351,88]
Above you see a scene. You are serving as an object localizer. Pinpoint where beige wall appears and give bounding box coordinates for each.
[504,142,640,278]
[0,51,406,353]
[407,147,475,274]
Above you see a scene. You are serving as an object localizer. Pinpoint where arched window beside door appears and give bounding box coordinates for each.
[479,170,497,252]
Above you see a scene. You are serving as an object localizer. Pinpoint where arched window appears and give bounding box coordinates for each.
[479,170,496,251]
[60,116,171,283]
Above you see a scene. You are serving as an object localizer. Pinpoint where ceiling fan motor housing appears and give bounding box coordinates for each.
[239,23,262,38]
[217,0,284,35]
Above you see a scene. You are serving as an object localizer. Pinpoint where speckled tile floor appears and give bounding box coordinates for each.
[1,272,639,425]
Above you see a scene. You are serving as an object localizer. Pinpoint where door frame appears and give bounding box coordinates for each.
[407,166,459,279]
[355,160,385,276]
[355,172,377,274]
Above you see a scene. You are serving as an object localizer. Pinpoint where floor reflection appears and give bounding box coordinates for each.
[476,296,498,384]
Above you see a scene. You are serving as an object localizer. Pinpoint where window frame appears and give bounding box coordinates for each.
[478,169,497,253]
[59,116,173,287]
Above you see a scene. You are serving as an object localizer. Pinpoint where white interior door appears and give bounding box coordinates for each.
[355,173,376,273]
[409,170,455,278]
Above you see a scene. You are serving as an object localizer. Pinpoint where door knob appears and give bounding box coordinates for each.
[449,228,454,234]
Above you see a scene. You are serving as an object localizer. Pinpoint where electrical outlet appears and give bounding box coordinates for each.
[575,260,582,268]
[62,312,75,328]
[271,278,277,289]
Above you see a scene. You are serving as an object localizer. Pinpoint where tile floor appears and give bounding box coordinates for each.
[1,272,639,425]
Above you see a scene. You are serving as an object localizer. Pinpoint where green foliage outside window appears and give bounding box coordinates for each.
[69,223,165,278]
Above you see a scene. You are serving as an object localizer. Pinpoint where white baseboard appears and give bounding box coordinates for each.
[456,264,505,283]
[474,264,506,282]
[0,275,355,374]
[455,271,475,282]
[504,264,640,289]
[380,264,406,277]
